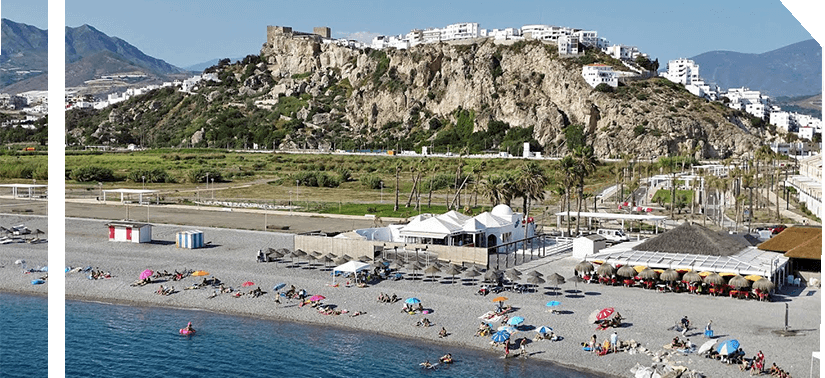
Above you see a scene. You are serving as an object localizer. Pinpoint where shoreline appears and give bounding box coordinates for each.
[1,214,819,378]
[60,292,615,378]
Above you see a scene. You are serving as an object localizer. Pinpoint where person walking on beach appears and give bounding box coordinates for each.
[589,334,597,353]
[610,331,618,353]
[705,320,713,338]
[680,316,690,336]
[519,338,528,358]
[504,341,510,357]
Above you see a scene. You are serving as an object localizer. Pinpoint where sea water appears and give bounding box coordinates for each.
[0,293,48,378]
[63,299,598,378]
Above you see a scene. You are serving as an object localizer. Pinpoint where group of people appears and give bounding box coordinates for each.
[769,362,792,377]
[88,269,112,280]
[584,332,620,356]
[474,322,493,337]
[155,285,175,296]
[595,311,623,330]
[419,353,453,369]
[376,292,399,303]
[534,331,560,342]
[416,317,432,327]
[402,302,425,314]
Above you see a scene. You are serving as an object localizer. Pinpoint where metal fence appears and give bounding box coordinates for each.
[487,234,573,270]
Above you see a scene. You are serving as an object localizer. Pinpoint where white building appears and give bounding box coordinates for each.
[582,64,618,88]
[422,28,442,44]
[107,221,152,243]
[406,29,424,46]
[662,58,701,85]
[574,30,599,47]
[558,34,579,55]
[604,44,643,61]
[685,79,719,100]
[724,87,770,119]
[785,154,821,219]
[482,28,521,40]
[441,22,480,40]
[342,205,536,249]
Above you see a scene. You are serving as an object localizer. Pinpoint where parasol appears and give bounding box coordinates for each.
[596,263,615,277]
[659,269,681,282]
[575,261,595,273]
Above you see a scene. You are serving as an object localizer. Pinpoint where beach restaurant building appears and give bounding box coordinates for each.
[339,204,535,248]
[107,221,152,243]
[585,222,790,289]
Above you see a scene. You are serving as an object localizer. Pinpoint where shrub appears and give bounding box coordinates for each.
[293,171,341,188]
[633,125,647,137]
[71,166,115,182]
[594,83,614,93]
[360,174,383,189]
[187,168,223,184]
[127,168,173,183]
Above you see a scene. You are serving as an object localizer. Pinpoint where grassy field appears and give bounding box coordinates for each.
[60,149,623,218]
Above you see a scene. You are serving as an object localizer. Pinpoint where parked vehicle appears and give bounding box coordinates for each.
[769,225,787,234]
[596,228,630,242]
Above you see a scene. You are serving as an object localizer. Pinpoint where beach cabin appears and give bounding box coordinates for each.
[107,221,152,243]
[176,230,204,249]
[572,234,607,259]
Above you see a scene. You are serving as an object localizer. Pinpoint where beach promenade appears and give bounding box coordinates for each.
[0,213,820,377]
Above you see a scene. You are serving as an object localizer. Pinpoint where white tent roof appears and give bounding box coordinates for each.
[399,217,463,239]
[473,212,511,228]
[554,211,666,221]
[462,218,486,232]
[586,246,788,277]
[333,260,370,273]
[438,210,472,224]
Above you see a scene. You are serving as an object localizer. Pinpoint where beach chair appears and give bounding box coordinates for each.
[786,275,795,285]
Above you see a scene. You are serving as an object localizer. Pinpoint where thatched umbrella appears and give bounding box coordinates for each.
[527,270,544,277]
[682,271,703,283]
[616,265,636,278]
[547,273,565,285]
[406,261,423,279]
[484,269,501,283]
[358,255,373,263]
[575,261,595,273]
[424,264,441,281]
[660,269,681,282]
[320,256,334,269]
[505,270,522,282]
[333,257,349,266]
[294,248,307,257]
[527,275,546,286]
[506,268,523,276]
[753,278,775,292]
[463,267,482,278]
[389,260,405,270]
[324,253,337,260]
[638,268,659,280]
[728,274,751,289]
[596,263,615,277]
[443,265,462,283]
[305,254,318,267]
[567,275,584,292]
[546,273,566,295]
[310,251,323,258]
[704,273,725,285]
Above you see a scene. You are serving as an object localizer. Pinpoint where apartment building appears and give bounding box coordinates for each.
[582,64,618,88]
[558,34,580,55]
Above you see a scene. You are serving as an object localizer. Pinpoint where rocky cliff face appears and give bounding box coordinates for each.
[260,31,764,159]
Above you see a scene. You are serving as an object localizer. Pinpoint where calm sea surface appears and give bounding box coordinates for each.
[0,293,48,378]
[61,299,599,378]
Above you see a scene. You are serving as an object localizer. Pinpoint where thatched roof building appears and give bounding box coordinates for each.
[586,222,790,286]
[758,226,821,272]
[633,222,748,256]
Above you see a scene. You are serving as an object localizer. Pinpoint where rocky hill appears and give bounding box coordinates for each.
[66,28,778,159]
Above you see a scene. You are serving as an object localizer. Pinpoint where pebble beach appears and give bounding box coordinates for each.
[1,214,820,377]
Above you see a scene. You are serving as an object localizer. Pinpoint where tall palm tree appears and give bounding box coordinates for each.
[573,146,598,234]
[516,161,549,221]
[558,156,577,236]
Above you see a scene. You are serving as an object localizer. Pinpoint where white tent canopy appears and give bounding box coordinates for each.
[332,260,370,285]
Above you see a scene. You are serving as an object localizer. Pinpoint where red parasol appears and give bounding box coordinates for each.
[242,281,255,287]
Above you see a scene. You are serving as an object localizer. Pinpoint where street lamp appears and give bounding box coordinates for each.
[206,173,209,190]
[196,187,200,207]
[142,175,145,190]
[380,181,384,203]
[211,178,215,199]
[296,180,299,206]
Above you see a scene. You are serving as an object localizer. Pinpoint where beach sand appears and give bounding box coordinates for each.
[1,214,819,377]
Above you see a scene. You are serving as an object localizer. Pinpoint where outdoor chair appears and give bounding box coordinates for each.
[794,277,802,286]
[787,275,795,285]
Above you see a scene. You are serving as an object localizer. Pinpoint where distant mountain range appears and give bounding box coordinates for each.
[183,57,246,73]
[0,19,189,93]
[690,39,821,98]
[0,19,49,91]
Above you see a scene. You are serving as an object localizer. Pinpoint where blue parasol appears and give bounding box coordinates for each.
[536,326,553,334]
[273,283,286,291]
[717,339,740,355]
[508,316,525,326]
[546,301,561,307]
[405,297,421,305]
[491,330,510,343]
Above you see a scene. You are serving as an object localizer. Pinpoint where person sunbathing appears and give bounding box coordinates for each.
[671,337,684,349]
[439,327,448,338]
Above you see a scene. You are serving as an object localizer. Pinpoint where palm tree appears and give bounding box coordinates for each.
[516,161,549,221]
[573,146,598,234]
[558,156,577,236]
[481,174,506,206]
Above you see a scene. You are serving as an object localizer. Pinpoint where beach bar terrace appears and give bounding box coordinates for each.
[554,211,666,233]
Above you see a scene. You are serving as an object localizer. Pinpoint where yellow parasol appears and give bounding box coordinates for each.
[744,275,765,282]
[719,272,737,277]
[698,271,712,277]
[491,296,509,303]
[192,270,209,276]
[634,265,647,273]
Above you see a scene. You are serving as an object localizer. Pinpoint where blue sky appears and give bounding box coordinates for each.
[2,0,820,69]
